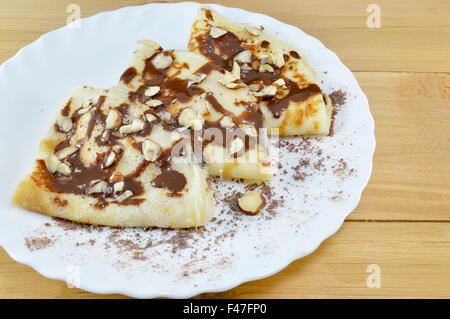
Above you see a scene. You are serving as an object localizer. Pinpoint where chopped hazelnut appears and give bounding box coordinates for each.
[245,25,262,36]
[238,191,265,215]
[106,109,122,130]
[145,113,157,123]
[269,51,285,68]
[234,50,252,64]
[220,116,235,128]
[55,146,79,160]
[151,53,173,69]
[104,152,116,168]
[57,116,73,132]
[187,73,207,87]
[142,139,162,162]
[116,190,133,202]
[210,27,228,38]
[45,154,60,174]
[89,180,108,194]
[56,163,71,176]
[259,64,274,73]
[119,119,145,134]
[113,181,124,194]
[178,108,203,130]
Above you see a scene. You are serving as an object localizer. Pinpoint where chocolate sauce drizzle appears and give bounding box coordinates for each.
[44,36,276,206]
[195,22,324,119]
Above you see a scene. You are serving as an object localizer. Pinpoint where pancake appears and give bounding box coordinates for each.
[12,85,215,228]
[188,7,333,136]
[118,40,273,180]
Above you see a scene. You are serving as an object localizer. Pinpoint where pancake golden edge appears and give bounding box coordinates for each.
[12,85,215,228]
[188,7,333,136]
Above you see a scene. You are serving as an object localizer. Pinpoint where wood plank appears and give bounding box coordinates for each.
[0,222,448,298]
[0,0,449,72]
[347,72,450,221]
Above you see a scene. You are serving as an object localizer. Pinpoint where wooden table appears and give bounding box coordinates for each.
[0,0,449,299]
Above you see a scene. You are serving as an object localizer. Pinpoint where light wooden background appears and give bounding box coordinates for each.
[0,0,449,299]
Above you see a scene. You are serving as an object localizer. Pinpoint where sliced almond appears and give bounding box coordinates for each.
[145,99,163,108]
[210,27,228,38]
[104,152,116,168]
[245,25,262,36]
[55,145,79,160]
[119,119,145,135]
[89,180,108,194]
[238,191,265,215]
[152,53,173,70]
[57,116,73,132]
[116,190,133,202]
[142,139,162,162]
[220,116,235,128]
[45,154,61,174]
[269,51,285,68]
[144,86,160,97]
[106,109,122,130]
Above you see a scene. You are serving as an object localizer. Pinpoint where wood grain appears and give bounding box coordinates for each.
[0,0,449,298]
[348,72,450,221]
[1,0,449,72]
[1,222,449,298]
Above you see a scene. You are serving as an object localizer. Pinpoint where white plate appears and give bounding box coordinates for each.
[0,2,375,298]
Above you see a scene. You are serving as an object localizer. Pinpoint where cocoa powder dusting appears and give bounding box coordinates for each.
[328,89,347,136]
[25,236,53,251]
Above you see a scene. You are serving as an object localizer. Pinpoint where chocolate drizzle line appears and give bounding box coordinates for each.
[195,32,244,71]
[151,149,187,196]
[267,83,322,119]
